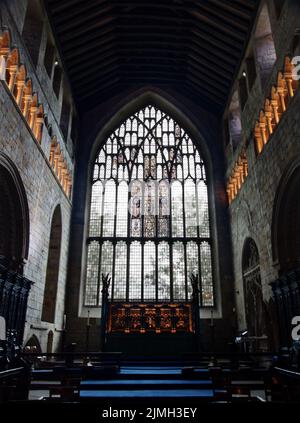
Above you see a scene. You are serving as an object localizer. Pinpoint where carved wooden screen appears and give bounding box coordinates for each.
[85,105,214,307]
[242,238,266,337]
[108,302,193,334]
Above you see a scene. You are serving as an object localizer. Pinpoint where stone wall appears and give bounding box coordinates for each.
[224,0,300,342]
[0,0,76,352]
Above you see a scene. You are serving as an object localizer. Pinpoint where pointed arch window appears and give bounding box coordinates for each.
[85,105,214,307]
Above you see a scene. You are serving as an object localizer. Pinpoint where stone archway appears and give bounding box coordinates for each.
[24,334,42,354]
[0,153,29,272]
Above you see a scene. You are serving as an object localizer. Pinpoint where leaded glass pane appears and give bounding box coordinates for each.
[114,242,127,300]
[102,180,116,237]
[200,242,214,306]
[186,241,199,299]
[198,180,210,237]
[173,242,185,300]
[184,179,197,237]
[85,241,100,306]
[157,242,170,300]
[129,241,142,300]
[116,182,128,237]
[130,181,142,237]
[172,181,184,237]
[144,181,156,237]
[89,181,102,237]
[144,242,156,300]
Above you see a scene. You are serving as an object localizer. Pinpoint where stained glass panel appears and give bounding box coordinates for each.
[116,182,128,237]
[89,181,102,237]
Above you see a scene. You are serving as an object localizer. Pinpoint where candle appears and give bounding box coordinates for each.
[87,310,90,326]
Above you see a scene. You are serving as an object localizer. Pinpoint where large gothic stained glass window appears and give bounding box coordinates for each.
[84,105,214,307]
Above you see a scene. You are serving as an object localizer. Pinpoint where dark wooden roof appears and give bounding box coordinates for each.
[45,0,260,113]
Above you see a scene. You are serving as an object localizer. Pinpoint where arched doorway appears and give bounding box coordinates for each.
[41,205,62,323]
[24,334,42,354]
[242,238,268,350]
[0,153,29,271]
[0,154,31,344]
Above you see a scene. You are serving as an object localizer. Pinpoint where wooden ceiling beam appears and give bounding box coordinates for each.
[74,64,227,101]
[192,4,249,33]
[64,29,239,67]
[70,57,185,80]
[192,29,240,59]
[68,48,232,88]
[70,56,119,80]
[55,5,114,32]
[187,52,233,79]
[76,77,121,100]
[53,0,112,24]
[117,7,248,34]
[191,13,244,42]
[57,15,116,42]
[67,44,184,68]
[208,0,253,21]
[72,61,229,95]
[63,31,188,57]
[184,80,224,106]
[61,20,243,56]
[108,0,255,17]
[74,70,120,94]
[48,0,87,14]
[186,72,228,98]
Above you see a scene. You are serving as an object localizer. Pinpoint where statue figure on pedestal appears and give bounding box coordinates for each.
[101,273,111,300]
[190,273,199,299]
